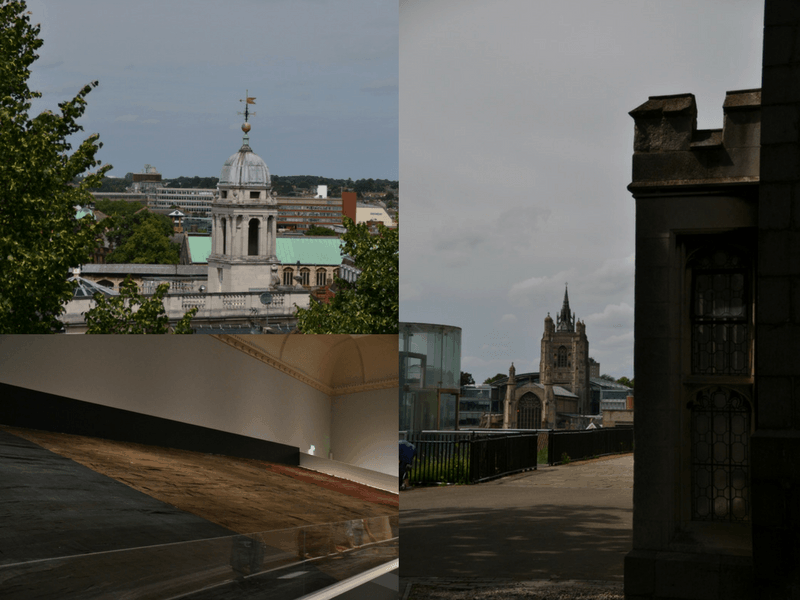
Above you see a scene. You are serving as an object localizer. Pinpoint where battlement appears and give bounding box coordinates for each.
[629,89,761,190]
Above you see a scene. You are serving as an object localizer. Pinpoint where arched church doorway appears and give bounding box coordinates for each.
[518,393,542,429]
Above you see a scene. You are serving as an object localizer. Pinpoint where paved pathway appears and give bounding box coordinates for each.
[400,454,633,597]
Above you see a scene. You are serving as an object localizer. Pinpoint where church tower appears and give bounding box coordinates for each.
[540,286,590,416]
[207,98,279,293]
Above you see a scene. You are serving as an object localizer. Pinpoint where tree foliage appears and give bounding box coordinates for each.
[304,225,338,237]
[101,206,179,264]
[0,1,109,332]
[616,376,634,389]
[483,373,506,385]
[461,372,475,386]
[85,277,196,334]
[296,217,398,333]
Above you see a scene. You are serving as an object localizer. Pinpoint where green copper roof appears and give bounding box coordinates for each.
[185,236,342,265]
[277,238,343,265]
[187,236,212,264]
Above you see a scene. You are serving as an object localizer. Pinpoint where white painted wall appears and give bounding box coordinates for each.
[331,387,398,476]
[0,336,332,455]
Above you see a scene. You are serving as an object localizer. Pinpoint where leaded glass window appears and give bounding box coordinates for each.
[557,346,567,368]
[690,247,749,375]
[518,393,542,429]
[691,387,751,522]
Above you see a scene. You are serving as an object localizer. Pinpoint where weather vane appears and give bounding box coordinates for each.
[238,90,257,130]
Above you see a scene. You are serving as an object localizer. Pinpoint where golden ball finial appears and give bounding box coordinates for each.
[242,122,251,133]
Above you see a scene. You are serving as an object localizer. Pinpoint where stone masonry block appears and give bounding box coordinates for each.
[756,325,794,375]
[793,277,800,322]
[763,25,800,67]
[759,183,793,230]
[635,266,672,304]
[764,3,800,28]
[759,229,790,276]
[624,550,656,596]
[762,63,800,107]
[655,552,719,599]
[761,105,800,145]
[756,377,793,429]
[636,234,671,267]
[717,556,754,599]
[757,276,791,323]
[761,142,800,182]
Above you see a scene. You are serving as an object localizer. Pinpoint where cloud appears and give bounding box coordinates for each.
[114,114,138,122]
[361,79,398,96]
[583,302,634,329]
[500,314,517,324]
[141,119,159,124]
[432,205,550,268]
[400,281,422,302]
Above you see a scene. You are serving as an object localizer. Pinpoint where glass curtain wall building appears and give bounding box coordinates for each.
[399,323,461,433]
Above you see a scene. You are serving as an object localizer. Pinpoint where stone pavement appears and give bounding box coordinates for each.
[400,454,633,598]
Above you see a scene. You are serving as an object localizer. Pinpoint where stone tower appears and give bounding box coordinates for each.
[207,117,279,293]
[540,287,590,416]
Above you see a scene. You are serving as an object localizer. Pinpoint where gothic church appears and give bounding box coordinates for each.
[502,287,591,429]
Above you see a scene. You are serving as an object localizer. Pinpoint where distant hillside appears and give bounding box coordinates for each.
[78,173,398,198]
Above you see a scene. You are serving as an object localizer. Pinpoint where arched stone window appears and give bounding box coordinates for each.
[221,217,227,254]
[689,246,750,375]
[557,346,568,368]
[316,268,327,286]
[97,279,114,289]
[691,387,751,522]
[518,393,542,429]
[283,268,294,286]
[248,218,260,256]
[300,268,310,286]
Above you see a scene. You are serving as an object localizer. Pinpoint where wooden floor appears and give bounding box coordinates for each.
[1,425,397,535]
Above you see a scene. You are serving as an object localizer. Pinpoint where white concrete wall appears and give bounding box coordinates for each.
[0,336,331,455]
[330,387,398,477]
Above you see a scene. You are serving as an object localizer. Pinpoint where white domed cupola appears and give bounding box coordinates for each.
[207,94,280,293]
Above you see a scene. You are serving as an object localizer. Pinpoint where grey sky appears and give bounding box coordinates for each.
[26,0,398,180]
[400,0,763,382]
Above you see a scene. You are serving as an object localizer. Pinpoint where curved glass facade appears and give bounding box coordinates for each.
[399,323,462,432]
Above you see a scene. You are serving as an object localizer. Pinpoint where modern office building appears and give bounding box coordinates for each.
[399,322,462,433]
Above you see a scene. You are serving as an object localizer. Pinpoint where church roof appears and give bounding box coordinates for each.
[219,136,270,188]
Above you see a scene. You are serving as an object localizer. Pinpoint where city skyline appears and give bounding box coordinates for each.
[400,0,764,382]
[25,0,398,181]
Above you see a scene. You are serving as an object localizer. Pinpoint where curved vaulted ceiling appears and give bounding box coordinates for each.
[213,334,398,396]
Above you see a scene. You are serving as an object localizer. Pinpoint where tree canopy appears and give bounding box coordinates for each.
[483,373,506,385]
[296,217,398,334]
[85,277,196,334]
[461,372,475,386]
[0,1,109,332]
[304,225,338,237]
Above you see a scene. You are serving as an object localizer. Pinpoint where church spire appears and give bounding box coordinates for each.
[556,284,575,332]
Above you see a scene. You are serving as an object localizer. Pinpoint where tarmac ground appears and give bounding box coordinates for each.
[400,453,633,599]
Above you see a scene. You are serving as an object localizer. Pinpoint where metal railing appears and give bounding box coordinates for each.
[548,427,633,465]
[405,431,537,485]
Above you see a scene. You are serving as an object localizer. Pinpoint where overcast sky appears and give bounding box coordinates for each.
[400,0,764,383]
[25,0,398,180]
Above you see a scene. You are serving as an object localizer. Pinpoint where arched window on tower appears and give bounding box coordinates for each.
[690,387,751,522]
[557,346,568,368]
[221,217,227,255]
[248,219,260,255]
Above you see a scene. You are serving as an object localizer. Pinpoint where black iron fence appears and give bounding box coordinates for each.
[405,431,538,485]
[548,427,633,465]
